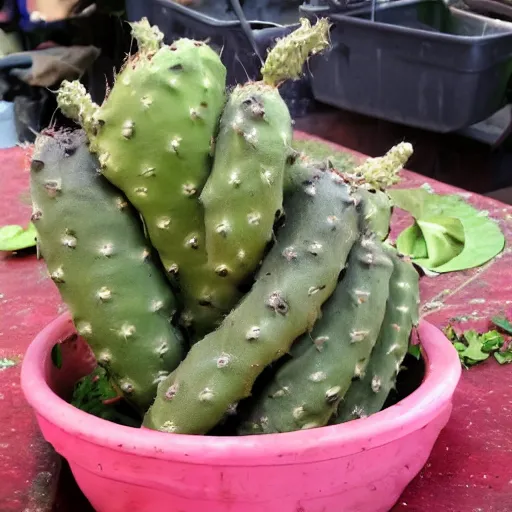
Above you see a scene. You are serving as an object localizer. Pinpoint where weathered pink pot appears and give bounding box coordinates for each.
[21,313,461,512]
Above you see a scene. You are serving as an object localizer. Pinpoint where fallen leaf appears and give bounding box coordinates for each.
[0,222,37,251]
[389,188,505,273]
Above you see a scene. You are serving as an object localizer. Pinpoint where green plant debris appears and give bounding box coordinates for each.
[291,138,355,173]
[490,316,512,364]
[494,349,512,365]
[71,367,141,427]
[350,142,413,190]
[443,323,512,367]
[51,344,62,369]
[0,222,37,251]
[0,358,17,370]
[389,188,505,273]
[491,315,512,334]
[407,344,422,360]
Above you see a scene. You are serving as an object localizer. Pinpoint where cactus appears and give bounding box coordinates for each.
[290,141,412,241]
[333,247,420,423]
[142,163,359,434]
[30,128,185,413]
[285,155,392,241]
[199,83,293,284]
[237,236,394,435]
[261,18,331,87]
[356,188,393,241]
[344,142,413,190]
[199,17,330,290]
[56,19,238,340]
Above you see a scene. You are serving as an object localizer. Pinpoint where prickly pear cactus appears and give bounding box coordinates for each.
[261,18,331,87]
[142,163,359,434]
[56,19,239,339]
[198,17,331,290]
[283,151,329,192]
[199,83,293,283]
[347,142,414,190]
[356,188,393,241]
[30,129,185,413]
[333,246,420,423]
[237,236,393,434]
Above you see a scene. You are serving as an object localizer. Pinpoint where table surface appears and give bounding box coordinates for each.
[1,132,512,512]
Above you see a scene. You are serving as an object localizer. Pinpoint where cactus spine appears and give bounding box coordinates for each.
[30,129,185,413]
[333,247,420,423]
[237,236,393,434]
[142,163,359,434]
[56,19,239,340]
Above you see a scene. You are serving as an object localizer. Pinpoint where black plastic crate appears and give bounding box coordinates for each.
[304,0,512,132]
[125,0,316,117]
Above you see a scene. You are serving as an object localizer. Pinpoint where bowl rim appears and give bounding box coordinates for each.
[21,313,461,464]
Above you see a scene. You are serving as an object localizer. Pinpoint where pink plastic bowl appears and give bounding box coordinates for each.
[21,313,461,512]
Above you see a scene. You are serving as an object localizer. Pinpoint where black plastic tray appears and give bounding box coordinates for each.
[124,0,316,117]
[304,0,512,132]
[300,0,376,16]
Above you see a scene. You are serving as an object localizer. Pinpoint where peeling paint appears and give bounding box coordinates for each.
[422,300,444,312]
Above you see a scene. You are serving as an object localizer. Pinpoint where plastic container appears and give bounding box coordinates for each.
[304,0,512,132]
[0,100,18,148]
[124,0,315,117]
[300,0,382,17]
[21,312,461,512]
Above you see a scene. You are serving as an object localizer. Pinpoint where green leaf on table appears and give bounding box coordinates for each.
[0,222,37,251]
[494,350,512,364]
[458,330,493,366]
[388,188,505,273]
[489,316,512,364]
[397,215,465,268]
[449,328,504,368]
[396,222,428,259]
[491,315,512,335]
[443,324,458,342]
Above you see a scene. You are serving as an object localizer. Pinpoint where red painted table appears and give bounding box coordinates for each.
[1,133,512,512]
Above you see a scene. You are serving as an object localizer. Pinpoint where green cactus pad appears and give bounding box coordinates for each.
[199,82,293,284]
[142,163,359,434]
[237,236,393,434]
[30,129,185,413]
[57,28,239,339]
[356,188,393,241]
[333,247,420,423]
